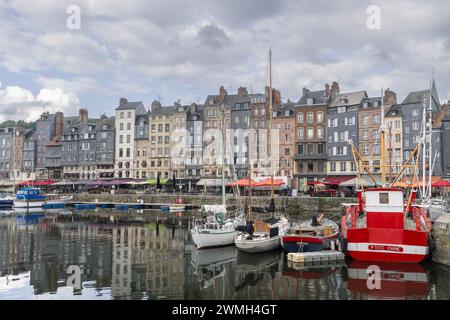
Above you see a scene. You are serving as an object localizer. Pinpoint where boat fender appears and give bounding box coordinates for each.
[340,237,348,254]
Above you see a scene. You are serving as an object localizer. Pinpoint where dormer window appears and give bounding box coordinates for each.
[285,110,290,116]
[339,98,348,105]
[307,98,314,105]
[337,106,347,113]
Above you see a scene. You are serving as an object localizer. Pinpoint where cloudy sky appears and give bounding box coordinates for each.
[1,0,449,121]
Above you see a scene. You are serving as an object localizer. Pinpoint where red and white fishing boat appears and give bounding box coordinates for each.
[342,188,431,263]
[341,102,432,264]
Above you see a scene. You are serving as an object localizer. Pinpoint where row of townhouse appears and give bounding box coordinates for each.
[1,81,450,188]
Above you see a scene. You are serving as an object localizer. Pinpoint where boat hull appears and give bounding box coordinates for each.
[235,235,281,253]
[281,235,338,253]
[345,228,429,263]
[191,229,236,249]
[14,200,45,208]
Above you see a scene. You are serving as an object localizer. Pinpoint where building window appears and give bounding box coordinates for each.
[307,112,314,124]
[317,127,324,139]
[317,112,324,123]
[307,127,314,139]
[395,134,401,143]
[337,106,346,113]
[340,162,346,171]
[412,121,420,131]
[120,123,124,131]
[362,115,369,126]
[412,109,419,117]
[120,112,124,119]
[372,115,381,125]
[395,120,401,129]
[119,148,123,157]
[318,143,324,154]
[297,113,304,124]
[318,161,324,172]
[126,148,130,157]
[330,162,336,172]
[297,128,304,140]
[119,135,123,143]
[297,144,304,155]
[127,112,132,118]
[285,147,290,156]
[307,161,314,172]
[307,144,313,155]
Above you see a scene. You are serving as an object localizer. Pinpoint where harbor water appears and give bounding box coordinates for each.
[0,208,449,300]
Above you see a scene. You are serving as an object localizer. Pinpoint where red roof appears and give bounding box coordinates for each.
[322,176,355,185]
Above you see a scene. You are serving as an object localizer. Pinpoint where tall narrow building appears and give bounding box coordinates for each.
[115,98,146,178]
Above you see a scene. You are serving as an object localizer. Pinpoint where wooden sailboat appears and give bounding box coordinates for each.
[234,48,290,253]
[341,100,431,263]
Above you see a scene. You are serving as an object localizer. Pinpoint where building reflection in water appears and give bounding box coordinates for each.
[0,211,448,300]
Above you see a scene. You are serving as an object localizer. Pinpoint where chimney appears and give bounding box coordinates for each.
[151,100,161,111]
[273,89,281,106]
[237,87,248,97]
[219,86,228,103]
[265,86,281,106]
[119,98,128,106]
[79,108,88,123]
[302,87,310,97]
[331,81,340,98]
[383,88,397,106]
[325,83,330,97]
[55,111,63,139]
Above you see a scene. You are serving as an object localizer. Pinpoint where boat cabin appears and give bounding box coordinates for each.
[16,188,45,200]
[363,188,404,229]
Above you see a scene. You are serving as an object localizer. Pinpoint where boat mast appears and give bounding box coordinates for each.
[427,81,433,200]
[221,107,226,206]
[248,137,252,222]
[380,98,387,187]
[269,48,274,199]
[421,94,427,200]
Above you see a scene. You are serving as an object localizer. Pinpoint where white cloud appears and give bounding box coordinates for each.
[0,0,449,112]
[0,84,80,122]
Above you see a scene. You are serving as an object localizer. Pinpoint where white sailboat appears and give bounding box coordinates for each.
[234,48,290,253]
[419,84,449,222]
[190,109,245,249]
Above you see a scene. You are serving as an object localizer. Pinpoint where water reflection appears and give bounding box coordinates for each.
[0,210,448,300]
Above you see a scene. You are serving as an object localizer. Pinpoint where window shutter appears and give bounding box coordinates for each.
[333,147,336,155]
[344,131,349,141]
[344,117,348,125]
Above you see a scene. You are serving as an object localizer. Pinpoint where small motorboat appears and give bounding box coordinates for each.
[281,218,340,253]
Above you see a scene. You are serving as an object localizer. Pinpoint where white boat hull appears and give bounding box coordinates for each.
[235,234,281,253]
[191,228,236,249]
[13,200,45,208]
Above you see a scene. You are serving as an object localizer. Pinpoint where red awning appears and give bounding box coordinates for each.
[307,181,326,185]
[17,180,56,186]
[432,180,450,187]
[227,178,257,187]
[252,178,285,187]
[322,176,355,186]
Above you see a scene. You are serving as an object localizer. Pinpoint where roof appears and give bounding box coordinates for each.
[116,100,147,115]
[149,106,175,116]
[329,91,367,107]
[385,104,402,117]
[401,81,440,112]
[298,90,329,105]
